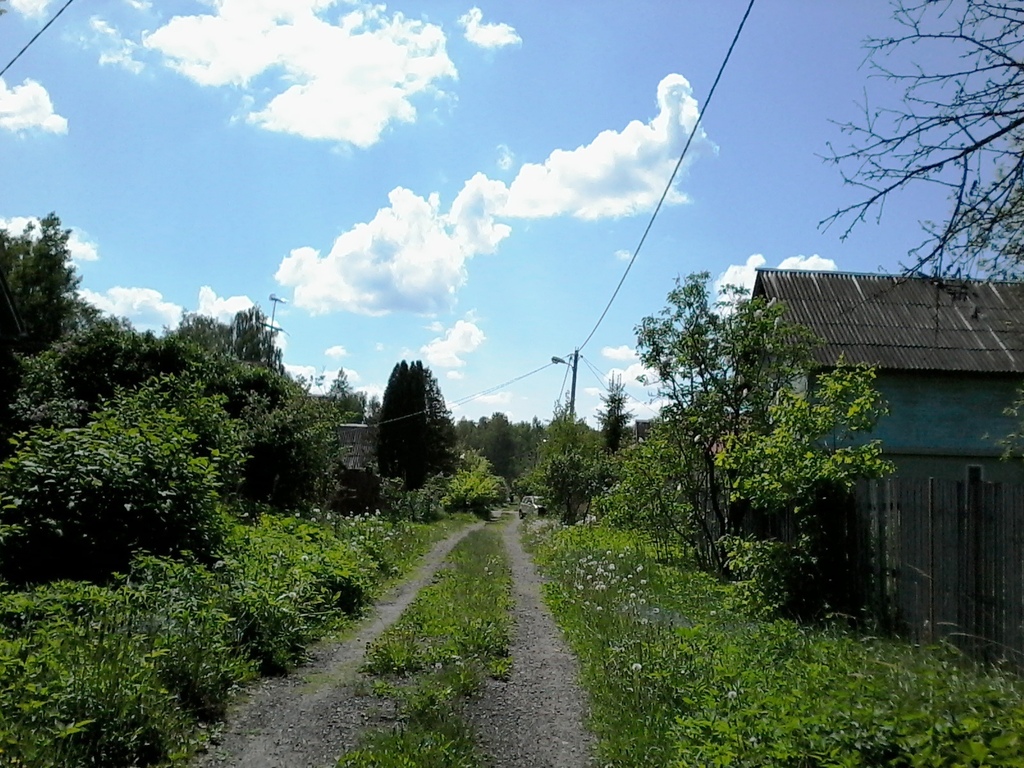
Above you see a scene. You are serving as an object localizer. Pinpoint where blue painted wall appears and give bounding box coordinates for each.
[869,372,1024,482]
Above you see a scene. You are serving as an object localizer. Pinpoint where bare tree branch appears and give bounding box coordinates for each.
[824,0,1024,276]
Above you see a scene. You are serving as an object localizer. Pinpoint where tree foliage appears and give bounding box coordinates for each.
[454,412,546,484]
[539,405,612,524]
[0,379,239,585]
[635,273,818,569]
[376,360,456,490]
[718,364,893,513]
[442,451,505,517]
[826,0,1024,277]
[597,375,632,453]
[0,214,98,348]
[174,306,283,372]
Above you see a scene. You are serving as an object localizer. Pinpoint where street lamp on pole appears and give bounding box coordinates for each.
[268,294,287,333]
[551,349,579,418]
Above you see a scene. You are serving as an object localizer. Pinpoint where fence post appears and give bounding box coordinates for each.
[928,477,935,644]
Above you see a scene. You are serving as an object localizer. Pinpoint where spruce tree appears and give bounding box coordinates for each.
[377,360,456,489]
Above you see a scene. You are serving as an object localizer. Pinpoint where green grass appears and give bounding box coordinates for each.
[337,522,513,768]
[532,523,1024,768]
[0,513,470,768]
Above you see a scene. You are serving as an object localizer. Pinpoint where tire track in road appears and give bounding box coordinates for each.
[466,513,597,768]
[195,520,484,768]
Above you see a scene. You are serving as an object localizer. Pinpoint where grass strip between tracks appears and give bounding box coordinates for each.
[337,520,513,768]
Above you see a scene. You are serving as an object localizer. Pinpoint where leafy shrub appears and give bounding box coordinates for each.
[0,386,233,585]
[442,453,503,518]
[381,475,448,522]
[129,557,255,721]
[219,516,376,673]
[0,581,190,768]
[237,387,350,511]
[719,534,809,618]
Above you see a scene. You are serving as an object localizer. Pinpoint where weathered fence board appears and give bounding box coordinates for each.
[851,478,1024,667]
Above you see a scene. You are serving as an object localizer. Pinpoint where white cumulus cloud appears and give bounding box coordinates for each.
[458,7,521,49]
[496,143,514,171]
[89,17,144,74]
[715,253,838,300]
[324,344,348,359]
[276,73,713,316]
[143,1,456,146]
[421,319,486,368]
[503,74,711,219]
[0,78,68,134]
[473,391,511,406]
[601,344,638,362]
[80,286,183,330]
[607,362,658,388]
[275,178,509,315]
[446,370,465,380]
[195,286,254,321]
[9,0,50,18]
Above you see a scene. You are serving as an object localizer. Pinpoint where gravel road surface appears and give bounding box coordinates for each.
[466,513,597,768]
[193,513,596,767]
[195,521,483,768]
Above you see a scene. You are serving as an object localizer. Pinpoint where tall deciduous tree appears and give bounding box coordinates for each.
[635,272,818,571]
[826,0,1024,277]
[0,214,97,347]
[175,306,283,372]
[376,360,456,490]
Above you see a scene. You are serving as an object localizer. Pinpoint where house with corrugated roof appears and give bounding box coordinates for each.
[753,268,1024,483]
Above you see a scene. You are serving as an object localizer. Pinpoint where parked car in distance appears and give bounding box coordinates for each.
[518,495,547,518]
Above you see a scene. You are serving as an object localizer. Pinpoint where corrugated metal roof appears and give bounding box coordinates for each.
[752,269,1024,373]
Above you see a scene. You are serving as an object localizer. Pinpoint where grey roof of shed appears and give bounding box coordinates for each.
[752,269,1024,373]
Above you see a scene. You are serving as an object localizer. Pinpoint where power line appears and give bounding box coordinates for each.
[580,353,661,416]
[374,361,556,428]
[556,362,570,404]
[451,361,555,408]
[576,0,757,353]
[0,0,78,80]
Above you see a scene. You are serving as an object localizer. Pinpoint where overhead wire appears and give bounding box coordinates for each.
[373,361,556,428]
[575,0,757,354]
[556,362,570,404]
[1,0,78,79]
[580,353,662,416]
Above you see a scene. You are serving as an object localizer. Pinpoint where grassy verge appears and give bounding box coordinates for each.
[0,512,472,768]
[337,522,513,768]
[530,523,1024,768]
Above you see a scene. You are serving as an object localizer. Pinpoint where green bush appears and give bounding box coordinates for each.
[0,386,233,585]
[442,453,503,518]
[219,516,376,673]
[0,581,191,768]
[0,513,438,766]
[129,557,256,720]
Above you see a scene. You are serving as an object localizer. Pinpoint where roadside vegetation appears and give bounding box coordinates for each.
[338,523,513,768]
[531,523,1024,767]
[0,215,499,768]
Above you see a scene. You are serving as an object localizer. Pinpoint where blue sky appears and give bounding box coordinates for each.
[0,1,951,424]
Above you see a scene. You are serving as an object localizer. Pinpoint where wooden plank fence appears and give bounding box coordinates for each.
[851,478,1024,667]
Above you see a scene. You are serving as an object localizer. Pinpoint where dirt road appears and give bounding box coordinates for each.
[194,513,596,768]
